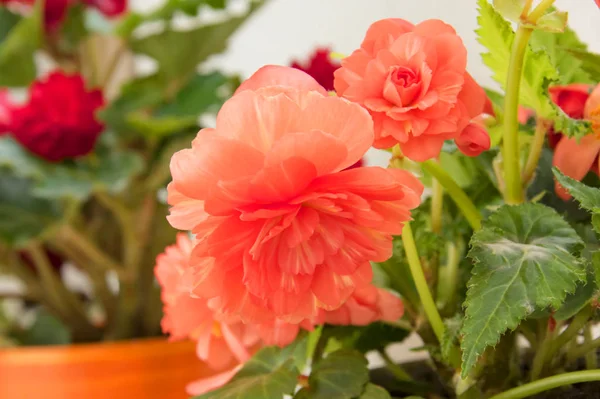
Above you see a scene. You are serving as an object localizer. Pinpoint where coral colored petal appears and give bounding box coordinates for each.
[413,19,457,37]
[266,130,348,176]
[361,18,415,55]
[166,184,210,231]
[205,335,236,370]
[186,365,242,396]
[298,94,374,170]
[457,72,486,118]
[221,323,252,364]
[376,289,404,322]
[311,265,355,309]
[257,319,300,347]
[235,65,327,96]
[585,84,600,119]
[553,135,600,199]
[400,134,445,162]
[250,157,317,203]
[217,90,302,153]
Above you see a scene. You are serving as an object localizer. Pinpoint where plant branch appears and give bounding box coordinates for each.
[527,0,556,23]
[489,370,600,399]
[402,223,445,343]
[502,24,533,204]
[378,349,413,381]
[422,160,482,231]
[431,173,443,235]
[549,307,591,360]
[567,336,600,365]
[522,118,549,185]
[583,326,597,370]
[530,319,555,381]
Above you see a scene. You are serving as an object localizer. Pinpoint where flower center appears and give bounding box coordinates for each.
[211,321,222,337]
[391,66,418,88]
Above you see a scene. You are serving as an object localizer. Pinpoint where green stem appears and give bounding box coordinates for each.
[378,349,413,381]
[489,370,600,399]
[527,0,556,23]
[431,175,443,235]
[567,336,600,365]
[522,118,549,185]
[421,160,482,231]
[583,326,598,369]
[57,225,123,274]
[502,24,533,204]
[549,307,591,359]
[530,319,554,381]
[402,223,445,343]
[437,240,462,312]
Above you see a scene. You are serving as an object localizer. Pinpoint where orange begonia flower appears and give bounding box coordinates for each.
[334,18,488,161]
[167,65,422,325]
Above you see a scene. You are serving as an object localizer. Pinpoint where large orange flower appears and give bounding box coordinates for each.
[168,65,423,324]
[553,84,600,200]
[154,234,260,395]
[334,18,487,161]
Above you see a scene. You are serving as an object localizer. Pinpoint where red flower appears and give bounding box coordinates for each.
[547,84,591,150]
[0,90,13,135]
[291,48,340,91]
[10,72,105,162]
[1,0,126,31]
[84,0,126,17]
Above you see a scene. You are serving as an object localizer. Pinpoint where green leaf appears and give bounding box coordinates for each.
[125,113,198,139]
[441,314,462,362]
[529,26,593,84]
[0,172,65,247]
[461,203,586,377]
[0,8,22,45]
[58,4,88,53]
[15,307,71,346]
[476,0,592,139]
[554,271,597,321]
[568,49,600,82]
[130,2,262,83]
[325,322,410,355]
[157,72,233,117]
[0,0,42,86]
[193,345,300,399]
[295,350,369,399]
[116,0,228,37]
[358,384,392,399]
[534,11,568,33]
[553,168,600,213]
[493,0,526,22]
[593,252,600,290]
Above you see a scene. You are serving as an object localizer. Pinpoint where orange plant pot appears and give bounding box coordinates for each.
[0,338,211,399]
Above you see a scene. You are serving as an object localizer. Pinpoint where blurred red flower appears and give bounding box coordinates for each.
[0,0,126,31]
[291,48,340,91]
[10,72,105,162]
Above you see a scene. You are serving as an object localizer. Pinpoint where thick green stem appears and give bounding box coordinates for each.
[422,160,481,231]
[530,319,554,381]
[437,240,462,312]
[549,307,591,359]
[379,349,413,381]
[402,223,445,343]
[502,25,533,204]
[583,326,597,369]
[522,118,549,185]
[527,0,556,23]
[431,175,443,235]
[489,370,600,399]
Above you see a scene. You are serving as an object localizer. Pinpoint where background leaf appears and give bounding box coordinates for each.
[460,203,586,376]
[295,350,369,399]
[13,307,71,346]
[0,8,21,45]
[0,0,42,86]
[358,384,392,399]
[553,168,600,213]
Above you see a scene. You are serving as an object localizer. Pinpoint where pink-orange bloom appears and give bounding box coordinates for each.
[324,285,403,326]
[334,18,487,161]
[168,65,423,325]
[455,119,490,157]
[554,84,600,200]
[154,234,260,395]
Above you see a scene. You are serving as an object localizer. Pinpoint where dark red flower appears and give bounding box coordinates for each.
[547,84,592,149]
[10,72,105,162]
[291,48,340,91]
[0,89,13,135]
[84,0,126,17]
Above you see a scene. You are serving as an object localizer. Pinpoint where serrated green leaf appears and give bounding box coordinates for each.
[476,0,592,139]
[554,271,596,321]
[0,172,65,247]
[461,203,586,377]
[327,322,410,355]
[130,2,262,82]
[533,11,567,33]
[0,0,42,86]
[553,168,600,213]
[358,384,392,399]
[568,49,600,82]
[530,26,593,85]
[441,314,462,362]
[295,350,369,399]
[193,345,300,399]
[493,0,526,22]
[593,252,600,290]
